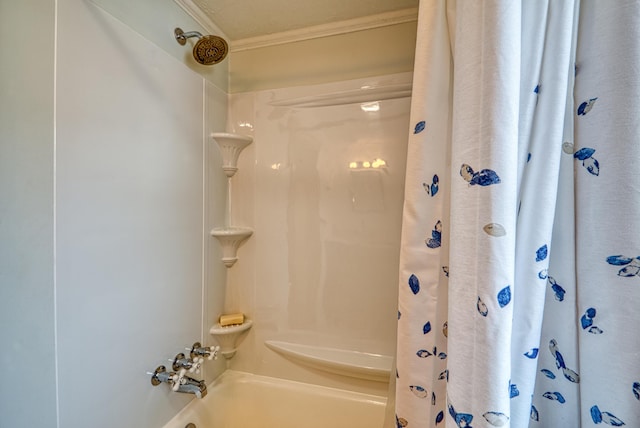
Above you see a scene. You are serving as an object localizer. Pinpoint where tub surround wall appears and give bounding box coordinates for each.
[225,72,411,396]
[0,1,228,427]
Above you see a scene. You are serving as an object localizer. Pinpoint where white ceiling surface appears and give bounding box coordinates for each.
[191,0,419,40]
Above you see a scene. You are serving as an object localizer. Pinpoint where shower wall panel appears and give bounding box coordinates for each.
[225,73,411,395]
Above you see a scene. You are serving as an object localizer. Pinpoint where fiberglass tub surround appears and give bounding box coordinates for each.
[163,73,410,428]
[224,72,411,395]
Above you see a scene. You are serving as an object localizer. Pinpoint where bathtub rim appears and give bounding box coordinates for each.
[162,369,389,428]
[209,369,388,403]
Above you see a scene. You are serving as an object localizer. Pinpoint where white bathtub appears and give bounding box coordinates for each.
[162,370,387,428]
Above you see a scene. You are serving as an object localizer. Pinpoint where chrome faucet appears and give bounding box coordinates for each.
[188,342,220,361]
[148,365,207,398]
[172,352,203,374]
[175,375,208,399]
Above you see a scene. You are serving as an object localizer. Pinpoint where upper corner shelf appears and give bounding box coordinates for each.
[211,227,253,267]
[211,132,253,177]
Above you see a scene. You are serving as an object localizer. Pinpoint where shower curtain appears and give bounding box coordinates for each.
[396,1,640,427]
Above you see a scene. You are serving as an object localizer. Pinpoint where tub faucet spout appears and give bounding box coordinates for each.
[176,375,208,399]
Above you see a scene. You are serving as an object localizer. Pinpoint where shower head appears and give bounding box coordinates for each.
[193,35,228,65]
[174,27,228,65]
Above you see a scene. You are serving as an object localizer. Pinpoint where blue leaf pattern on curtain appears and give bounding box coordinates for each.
[497,286,512,308]
[459,164,501,186]
[530,405,539,421]
[448,402,474,428]
[408,274,420,295]
[509,382,520,399]
[606,255,640,277]
[548,276,566,301]
[543,392,566,403]
[423,322,432,334]
[577,98,598,116]
[590,405,626,426]
[395,2,640,428]
[574,147,600,176]
[541,369,556,379]
[581,307,604,334]
[633,382,640,400]
[477,297,488,317]
[423,174,439,197]
[536,245,548,262]
[410,385,429,398]
[483,411,509,426]
[425,220,442,248]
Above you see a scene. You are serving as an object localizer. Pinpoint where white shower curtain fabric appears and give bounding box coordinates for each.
[396,1,640,427]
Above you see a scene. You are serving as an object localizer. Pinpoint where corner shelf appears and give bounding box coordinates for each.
[265,340,393,382]
[211,132,253,178]
[211,132,253,267]
[210,319,253,359]
[210,227,253,267]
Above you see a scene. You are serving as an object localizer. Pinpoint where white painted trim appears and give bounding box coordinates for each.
[173,0,418,52]
[231,7,418,52]
[54,1,60,426]
[269,82,413,108]
[173,0,227,38]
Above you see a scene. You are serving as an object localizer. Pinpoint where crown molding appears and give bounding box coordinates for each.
[231,8,418,52]
[173,0,226,37]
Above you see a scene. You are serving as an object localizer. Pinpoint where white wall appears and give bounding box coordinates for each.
[0,1,228,427]
[0,2,57,426]
[223,73,411,396]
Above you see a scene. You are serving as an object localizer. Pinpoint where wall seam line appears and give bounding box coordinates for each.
[201,79,206,343]
[53,0,60,427]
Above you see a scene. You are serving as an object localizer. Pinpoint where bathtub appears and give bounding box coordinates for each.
[162,370,387,428]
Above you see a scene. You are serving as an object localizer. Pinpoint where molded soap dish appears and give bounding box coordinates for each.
[211,227,253,267]
[210,319,253,359]
[211,132,253,178]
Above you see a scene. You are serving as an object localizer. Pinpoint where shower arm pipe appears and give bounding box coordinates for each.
[175,29,203,45]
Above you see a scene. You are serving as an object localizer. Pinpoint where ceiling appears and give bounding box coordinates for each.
[189,0,419,41]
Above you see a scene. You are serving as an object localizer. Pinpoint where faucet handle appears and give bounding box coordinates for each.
[189,356,204,373]
[148,365,184,391]
[149,365,170,386]
[170,369,186,391]
[189,342,219,361]
[172,352,201,372]
[208,345,221,361]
